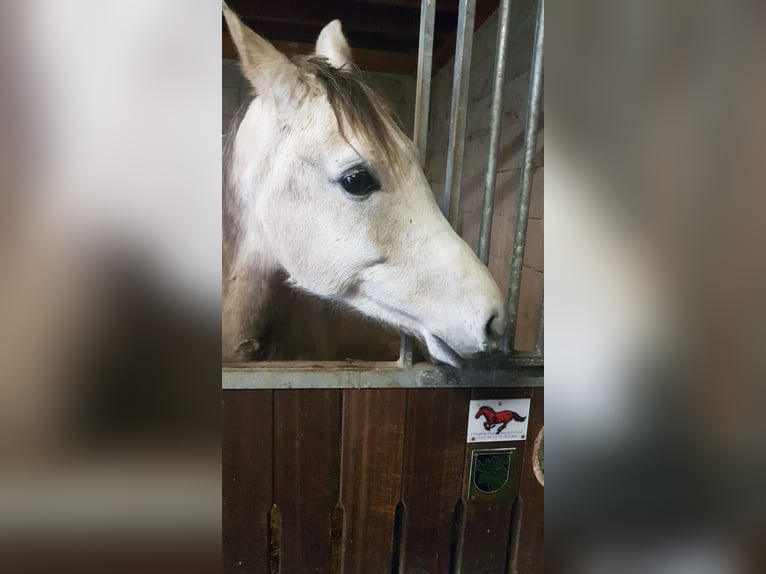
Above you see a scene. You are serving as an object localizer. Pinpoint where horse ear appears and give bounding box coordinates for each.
[223,1,294,95]
[315,20,352,69]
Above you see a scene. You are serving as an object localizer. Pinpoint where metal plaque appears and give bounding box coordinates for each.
[467,398,531,443]
[468,448,515,502]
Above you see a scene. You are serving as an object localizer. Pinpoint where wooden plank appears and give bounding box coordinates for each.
[340,389,407,573]
[274,390,342,574]
[511,387,544,573]
[458,387,532,574]
[357,0,460,11]
[400,388,470,574]
[226,0,459,54]
[231,2,434,39]
[223,31,418,75]
[223,390,274,574]
[514,267,543,351]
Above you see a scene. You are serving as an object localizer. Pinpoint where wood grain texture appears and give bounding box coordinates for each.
[223,32,418,75]
[515,267,543,351]
[400,389,470,574]
[223,390,274,574]
[340,389,407,573]
[223,385,543,573]
[512,387,544,574]
[458,388,532,574]
[274,390,342,574]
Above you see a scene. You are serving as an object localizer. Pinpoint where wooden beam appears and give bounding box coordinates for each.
[242,15,432,40]
[230,1,424,38]
[223,31,417,75]
[226,1,455,53]
[355,0,459,11]
[238,19,424,52]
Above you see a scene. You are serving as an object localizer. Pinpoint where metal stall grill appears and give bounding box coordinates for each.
[223,1,544,572]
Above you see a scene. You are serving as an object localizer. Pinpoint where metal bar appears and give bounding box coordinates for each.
[477,0,513,264]
[442,0,476,228]
[223,359,544,390]
[535,288,544,354]
[413,0,436,165]
[504,0,544,353]
[399,336,414,366]
[400,0,436,366]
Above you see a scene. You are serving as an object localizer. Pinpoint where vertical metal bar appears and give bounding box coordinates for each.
[413,0,436,166]
[399,331,414,367]
[442,0,476,228]
[504,0,544,353]
[400,0,436,367]
[477,0,513,264]
[535,288,544,354]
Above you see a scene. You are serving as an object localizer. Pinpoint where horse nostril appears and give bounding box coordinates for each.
[485,312,502,343]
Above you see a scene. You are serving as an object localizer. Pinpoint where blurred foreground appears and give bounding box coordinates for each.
[548,1,766,572]
[0,1,221,572]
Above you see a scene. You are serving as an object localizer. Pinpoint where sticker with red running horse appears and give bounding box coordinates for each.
[466,398,531,443]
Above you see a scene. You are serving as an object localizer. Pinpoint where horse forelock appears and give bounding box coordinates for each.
[223,55,404,196]
[293,56,405,171]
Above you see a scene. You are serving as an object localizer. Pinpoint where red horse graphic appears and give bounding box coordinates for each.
[475,406,527,434]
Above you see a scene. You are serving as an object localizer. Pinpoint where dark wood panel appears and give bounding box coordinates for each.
[400,388,470,574]
[222,390,274,574]
[512,387,544,573]
[274,390,342,574]
[223,385,542,573]
[227,0,459,52]
[458,388,532,574]
[223,32,418,75]
[340,389,407,573]
[223,0,502,73]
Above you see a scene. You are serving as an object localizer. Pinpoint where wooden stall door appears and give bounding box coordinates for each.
[223,387,544,573]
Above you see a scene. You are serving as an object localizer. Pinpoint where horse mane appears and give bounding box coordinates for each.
[293,56,404,170]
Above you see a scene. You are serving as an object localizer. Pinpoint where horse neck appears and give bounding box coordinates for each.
[222,130,282,360]
[223,103,282,282]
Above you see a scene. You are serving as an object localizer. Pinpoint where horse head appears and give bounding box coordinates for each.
[223,3,505,366]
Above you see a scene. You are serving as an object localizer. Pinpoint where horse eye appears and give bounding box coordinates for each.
[339,168,379,196]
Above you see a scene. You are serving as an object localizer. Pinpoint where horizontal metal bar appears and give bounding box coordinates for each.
[222,358,543,390]
[504,0,544,353]
[477,0,513,264]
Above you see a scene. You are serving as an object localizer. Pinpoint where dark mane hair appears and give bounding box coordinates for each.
[293,55,403,168]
